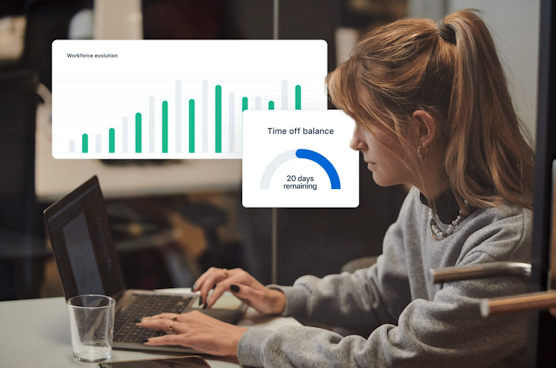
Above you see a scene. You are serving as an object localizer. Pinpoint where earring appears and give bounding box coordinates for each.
[417,145,429,159]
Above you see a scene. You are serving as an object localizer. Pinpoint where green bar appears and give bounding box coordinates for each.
[295,85,301,110]
[215,85,222,153]
[268,101,275,110]
[242,97,248,112]
[82,134,88,153]
[109,128,115,153]
[162,101,168,153]
[135,112,142,153]
[189,99,195,153]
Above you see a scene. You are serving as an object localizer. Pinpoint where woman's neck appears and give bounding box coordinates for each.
[412,160,449,202]
[419,180,450,202]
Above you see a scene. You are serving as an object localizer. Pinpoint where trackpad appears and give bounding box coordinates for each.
[198,308,237,323]
[191,291,242,310]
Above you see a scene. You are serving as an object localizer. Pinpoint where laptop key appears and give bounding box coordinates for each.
[138,329,152,336]
[114,332,128,342]
[128,326,142,334]
[138,330,155,341]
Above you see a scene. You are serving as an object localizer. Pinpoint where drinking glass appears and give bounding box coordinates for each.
[67,294,115,363]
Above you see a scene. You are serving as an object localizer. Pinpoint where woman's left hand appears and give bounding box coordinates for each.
[137,311,248,356]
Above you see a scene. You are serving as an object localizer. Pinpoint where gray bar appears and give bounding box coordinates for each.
[122,117,128,153]
[202,80,208,153]
[282,80,288,110]
[149,96,155,153]
[480,290,556,317]
[69,139,75,153]
[95,134,102,153]
[229,93,235,153]
[255,96,261,110]
[432,262,532,284]
[175,80,182,153]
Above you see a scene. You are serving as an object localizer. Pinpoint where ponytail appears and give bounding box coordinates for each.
[441,11,534,211]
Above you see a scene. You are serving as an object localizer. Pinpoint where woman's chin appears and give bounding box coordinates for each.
[369,170,392,187]
[372,177,387,187]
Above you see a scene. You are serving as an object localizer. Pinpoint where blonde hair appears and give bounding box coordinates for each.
[327,9,535,212]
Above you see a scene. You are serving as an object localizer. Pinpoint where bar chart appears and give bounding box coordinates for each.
[52,40,328,159]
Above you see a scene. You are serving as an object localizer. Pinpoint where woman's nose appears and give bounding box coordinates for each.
[350,127,366,151]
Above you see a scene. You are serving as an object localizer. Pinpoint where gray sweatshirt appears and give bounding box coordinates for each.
[237,187,532,368]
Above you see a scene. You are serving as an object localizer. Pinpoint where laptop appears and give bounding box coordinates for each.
[44,176,246,353]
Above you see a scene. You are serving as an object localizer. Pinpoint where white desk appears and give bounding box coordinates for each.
[35,105,242,202]
[0,295,301,368]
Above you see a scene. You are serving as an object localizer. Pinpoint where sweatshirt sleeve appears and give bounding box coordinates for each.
[266,189,415,332]
[238,251,529,368]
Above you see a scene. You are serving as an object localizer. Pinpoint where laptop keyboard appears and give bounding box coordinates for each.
[113,293,193,343]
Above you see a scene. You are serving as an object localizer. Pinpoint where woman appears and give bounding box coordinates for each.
[138,9,534,367]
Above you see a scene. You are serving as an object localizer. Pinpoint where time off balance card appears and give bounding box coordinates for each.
[242,110,359,208]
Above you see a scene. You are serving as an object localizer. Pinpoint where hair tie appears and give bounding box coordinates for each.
[436,19,456,45]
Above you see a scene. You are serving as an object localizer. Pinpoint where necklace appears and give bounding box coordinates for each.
[428,205,466,241]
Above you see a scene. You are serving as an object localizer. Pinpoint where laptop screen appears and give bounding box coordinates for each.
[44,176,126,300]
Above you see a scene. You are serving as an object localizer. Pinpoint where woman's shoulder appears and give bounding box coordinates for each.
[459,202,532,263]
[469,202,532,230]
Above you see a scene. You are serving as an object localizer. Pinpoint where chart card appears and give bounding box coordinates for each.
[52,40,327,159]
[242,110,359,208]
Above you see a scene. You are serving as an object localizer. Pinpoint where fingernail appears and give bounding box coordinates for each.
[230,284,240,293]
[202,303,207,309]
[134,318,142,323]
[212,283,217,289]
[192,284,197,290]
[199,296,203,306]
[142,339,150,343]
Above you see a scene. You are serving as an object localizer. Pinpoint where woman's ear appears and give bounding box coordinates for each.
[411,110,436,148]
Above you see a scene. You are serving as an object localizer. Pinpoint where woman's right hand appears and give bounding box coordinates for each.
[192,267,286,316]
